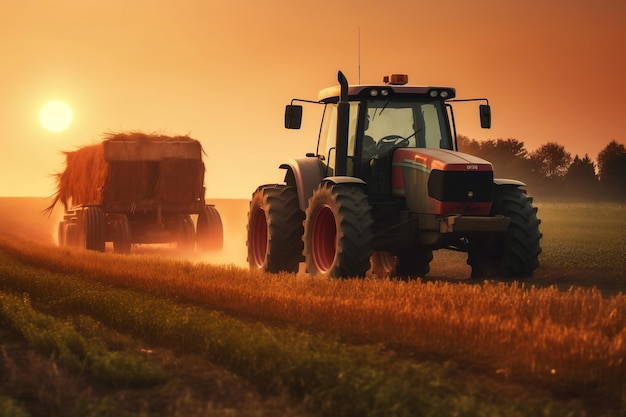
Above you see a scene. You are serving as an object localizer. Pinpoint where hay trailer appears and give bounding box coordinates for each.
[53,132,223,253]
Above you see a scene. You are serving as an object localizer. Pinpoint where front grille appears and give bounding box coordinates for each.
[428,170,493,202]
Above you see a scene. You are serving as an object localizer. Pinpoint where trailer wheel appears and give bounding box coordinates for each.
[57,221,67,247]
[84,206,105,252]
[113,216,132,254]
[197,205,223,252]
[247,185,304,273]
[64,222,79,248]
[177,215,196,251]
[303,182,373,278]
[467,186,542,279]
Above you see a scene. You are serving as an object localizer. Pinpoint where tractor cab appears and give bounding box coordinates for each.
[285,74,490,196]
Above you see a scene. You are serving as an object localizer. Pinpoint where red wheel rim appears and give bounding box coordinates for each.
[250,207,268,268]
[311,204,337,273]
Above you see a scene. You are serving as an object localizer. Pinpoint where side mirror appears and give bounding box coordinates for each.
[285,105,303,129]
[479,104,491,129]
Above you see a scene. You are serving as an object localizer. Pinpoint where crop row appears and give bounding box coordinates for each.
[0,235,624,408]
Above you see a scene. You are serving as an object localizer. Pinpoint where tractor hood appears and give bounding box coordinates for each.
[391,148,494,215]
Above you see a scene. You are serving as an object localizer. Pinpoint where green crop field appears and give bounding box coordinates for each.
[0,198,624,416]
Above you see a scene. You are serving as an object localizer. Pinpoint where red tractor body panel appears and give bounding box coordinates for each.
[391,148,493,216]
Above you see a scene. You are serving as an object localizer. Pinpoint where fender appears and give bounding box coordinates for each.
[280,159,367,211]
[280,158,326,211]
[494,178,526,187]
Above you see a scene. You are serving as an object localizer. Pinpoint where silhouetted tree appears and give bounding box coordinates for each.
[597,140,626,200]
[597,140,626,180]
[530,142,572,179]
[455,135,626,201]
[564,154,598,199]
[602,153,626,202]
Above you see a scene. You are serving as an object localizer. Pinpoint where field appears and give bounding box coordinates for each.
[0,197,624,416]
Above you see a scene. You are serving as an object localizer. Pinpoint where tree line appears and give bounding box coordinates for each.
[457,136,626,202]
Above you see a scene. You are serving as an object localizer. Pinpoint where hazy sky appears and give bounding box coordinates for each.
[1,0,624,198]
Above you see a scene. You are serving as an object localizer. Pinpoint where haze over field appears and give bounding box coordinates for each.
[0,197,251,268]
[1,0,625,198]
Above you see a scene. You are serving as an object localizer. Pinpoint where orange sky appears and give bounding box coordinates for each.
[1,0,625,198]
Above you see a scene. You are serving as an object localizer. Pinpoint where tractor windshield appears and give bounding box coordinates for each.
[364,98,452,151]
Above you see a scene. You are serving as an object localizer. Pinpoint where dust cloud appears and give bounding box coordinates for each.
[0,197,251,269]
[0,197,471,279]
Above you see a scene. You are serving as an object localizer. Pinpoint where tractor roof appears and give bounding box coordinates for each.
[317,74,456,103]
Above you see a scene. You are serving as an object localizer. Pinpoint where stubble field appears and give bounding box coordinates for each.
[0,197,624,416]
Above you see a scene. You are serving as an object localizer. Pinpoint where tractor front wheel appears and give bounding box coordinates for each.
[303,182,373,278]
[467,186,542,279]
[247,185,304,273]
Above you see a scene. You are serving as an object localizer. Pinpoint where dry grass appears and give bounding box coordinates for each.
[1,235,624,403]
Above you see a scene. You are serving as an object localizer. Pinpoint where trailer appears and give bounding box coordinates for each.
[52,132,223,253]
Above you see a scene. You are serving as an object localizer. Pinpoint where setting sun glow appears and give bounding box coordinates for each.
[39,100,73,132]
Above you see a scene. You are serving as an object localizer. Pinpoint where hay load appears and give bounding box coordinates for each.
[51,131,223,254]
[52,132,204,210]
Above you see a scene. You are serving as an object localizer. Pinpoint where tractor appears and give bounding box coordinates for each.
[247,72,541,279]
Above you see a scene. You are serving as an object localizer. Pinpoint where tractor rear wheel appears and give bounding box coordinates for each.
[247,185,304,273]
[197,205,223,252]
[303,182,373,278]
[467,186,542,279]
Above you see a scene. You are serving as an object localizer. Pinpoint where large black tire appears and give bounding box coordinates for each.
[64,222,79,248]
[84,206,105,252]
[303,182,373,278]
[197,205,223,252]
[467,186,542,279]
[370,249,432,279]
[247,185,304,273]
[112,216,132,254]
[57,221,67,247]
[177,215,196,251]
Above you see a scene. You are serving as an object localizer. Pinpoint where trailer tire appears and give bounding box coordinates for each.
[247,185,304,273]
[57,221,67,247]
[177,215,196,251]
[197,205,223,252]
[467,186,542,279]
[303,182,373,278]
[113,216,132,254]
[84,206,105,252]
[64,222,79,248]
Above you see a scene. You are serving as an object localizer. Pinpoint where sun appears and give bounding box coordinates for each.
[39,100,73,132]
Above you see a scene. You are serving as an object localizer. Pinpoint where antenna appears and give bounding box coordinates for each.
[358,27,361,84]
